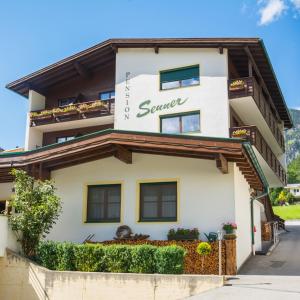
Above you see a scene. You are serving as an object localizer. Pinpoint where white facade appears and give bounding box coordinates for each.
[115,48,230,138]
[286,184,300,198]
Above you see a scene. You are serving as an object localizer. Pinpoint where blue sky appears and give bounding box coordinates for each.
[0,0,299,150]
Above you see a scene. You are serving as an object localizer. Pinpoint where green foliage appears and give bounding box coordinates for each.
[270,188,295,206]
[74,244,106,272]
[105,245,133,273]
[167,228,199,240]
[269,187,283,206]
[129,245,157,273]
[273,205,300,220]
[288,155,300,184]
[196,242,212,256]
[154,245,186,274]
[36,240,59,270]
[8,169,62,257]
[56,242,76,271]
[286,109,300,165]
[37,242,186,274]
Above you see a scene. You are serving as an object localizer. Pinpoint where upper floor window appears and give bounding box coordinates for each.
[86,184,121,223]
[99,90,115,101]
[56,136,75,143]
[160,111,200,134]
[160,65,199,90]
[58,97,76,107]
[139,181,177,222]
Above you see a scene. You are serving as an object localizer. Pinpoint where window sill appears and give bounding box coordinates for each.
[85,220,121,224]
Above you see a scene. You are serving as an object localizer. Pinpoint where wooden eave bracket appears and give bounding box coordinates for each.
[216,153,228,174]
[114,145,132,164]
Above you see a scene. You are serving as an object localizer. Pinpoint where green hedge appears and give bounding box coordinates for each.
[37,241,185,274]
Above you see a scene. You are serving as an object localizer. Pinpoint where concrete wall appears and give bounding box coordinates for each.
[115,48,230,138]
[233,164,252,269]
[47,153,235,242]
[0,251,224,300]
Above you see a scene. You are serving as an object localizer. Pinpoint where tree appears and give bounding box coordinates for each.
[288,155,300,184]
[9,169,62,257]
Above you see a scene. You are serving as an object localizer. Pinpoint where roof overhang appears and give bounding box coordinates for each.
[0,129,264,190]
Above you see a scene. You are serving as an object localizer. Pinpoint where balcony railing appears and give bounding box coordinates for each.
[230,125,287,185]
[30,99,115,127]
[228,77,285,152]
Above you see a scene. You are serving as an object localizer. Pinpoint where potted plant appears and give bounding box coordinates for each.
[167,228,199,241]
[196,242,212,272]
[222,222,237,234]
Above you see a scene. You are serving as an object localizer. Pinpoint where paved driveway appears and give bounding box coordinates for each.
[188,222,300,299]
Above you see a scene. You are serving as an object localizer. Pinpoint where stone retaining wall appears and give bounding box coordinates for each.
[0,250,224,300]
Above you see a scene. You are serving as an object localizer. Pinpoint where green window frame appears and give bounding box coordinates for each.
[160,65,199,90]
[160,111,200,134]
[86,184,121,223]
[139,182,177,222]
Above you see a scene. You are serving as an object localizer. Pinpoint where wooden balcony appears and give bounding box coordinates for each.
[228,77,285,152]
[230,125,286,185]
[30,99,115,127]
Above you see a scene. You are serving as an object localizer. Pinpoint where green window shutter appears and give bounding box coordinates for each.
[160,65,199,83]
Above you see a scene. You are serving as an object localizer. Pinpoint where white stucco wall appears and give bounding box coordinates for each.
[114,48,229,138]
[0,182,13,200]
[233,164,252,270]
[47,153,235,243]
[253,200,263,252]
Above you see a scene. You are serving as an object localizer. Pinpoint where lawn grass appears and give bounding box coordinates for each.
[273,204,300,220]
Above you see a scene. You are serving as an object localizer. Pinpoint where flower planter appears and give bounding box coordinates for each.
[168,234,199,241]
[53,110,78,118]
[30,114,53,121]
[223,233,237,240]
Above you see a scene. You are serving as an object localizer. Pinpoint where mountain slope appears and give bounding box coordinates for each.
[286,109,300,165]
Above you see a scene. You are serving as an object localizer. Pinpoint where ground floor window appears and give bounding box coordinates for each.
[86,184,121,223]
[160,111,200,134]
[139,181,177,222]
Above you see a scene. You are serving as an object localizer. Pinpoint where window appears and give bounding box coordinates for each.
[56,136,75,143]
[160,111,200,134]
[139,182,177,222]
[99,90,115,101]
[87,184,121,222]
[58,97,76,107]
[160,65,199,90]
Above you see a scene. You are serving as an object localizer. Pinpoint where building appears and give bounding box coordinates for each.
[0,38,292,270]
[286,184,300,199]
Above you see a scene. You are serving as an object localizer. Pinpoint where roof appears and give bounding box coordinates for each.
[5,38,292,128]
[0,129,264,190]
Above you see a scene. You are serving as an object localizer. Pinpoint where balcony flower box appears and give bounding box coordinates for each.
[78,101,107,114]
[52,106,78,118]
[229,79,246,92]
[167,228,199,241]
[30,110,53,121]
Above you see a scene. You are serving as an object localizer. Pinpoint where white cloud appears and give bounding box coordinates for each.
[258,0,287,25]
[291,0,300,9]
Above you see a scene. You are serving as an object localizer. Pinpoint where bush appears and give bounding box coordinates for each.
[155,245,186,274]
[196,242,212,256]
[105,245,132,273]
[36,241,59,270]
[130,245,157,273]
[74,244,106,272]
[56,242,76,271]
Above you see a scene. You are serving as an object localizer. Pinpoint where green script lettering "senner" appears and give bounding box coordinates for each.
[136,98,188,118]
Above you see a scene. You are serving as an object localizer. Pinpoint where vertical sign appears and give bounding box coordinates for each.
[124,72,131,120]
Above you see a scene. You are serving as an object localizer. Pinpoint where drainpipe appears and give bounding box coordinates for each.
[250,190,268,256]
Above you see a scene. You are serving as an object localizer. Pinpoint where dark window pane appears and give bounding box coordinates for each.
[140,182,177,221]
[161,117,180,134]
[58,98,76,107]
[87,184,121,222]
[182,114,200,132]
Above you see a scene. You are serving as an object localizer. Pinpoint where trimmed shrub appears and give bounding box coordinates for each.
[74,244,106,272]
[155,245,186,274]
[130,245,157,273]
[105,245,132,273]
[196,242,212,256]
[36,241,59,270]
[56,242,76,271]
